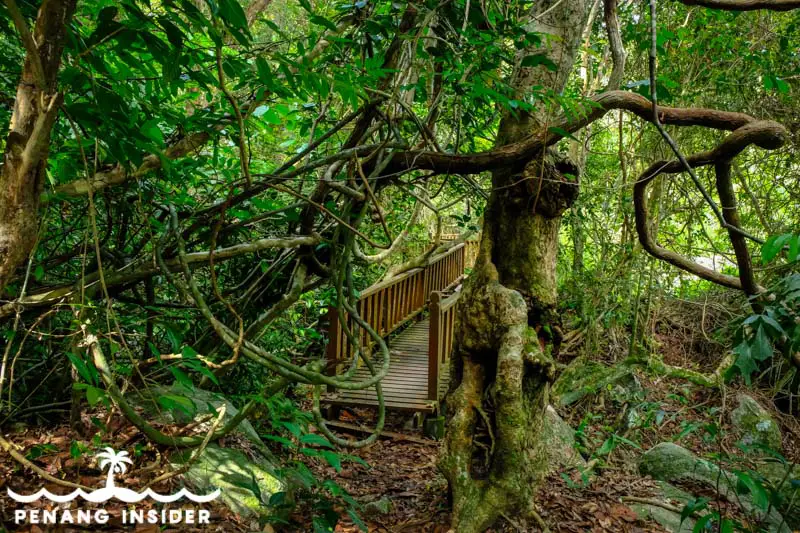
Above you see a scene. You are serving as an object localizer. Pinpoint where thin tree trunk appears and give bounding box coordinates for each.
[0,0,77,293]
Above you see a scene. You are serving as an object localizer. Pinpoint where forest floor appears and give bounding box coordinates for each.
[1,330,798,532]
[297,369,800,533]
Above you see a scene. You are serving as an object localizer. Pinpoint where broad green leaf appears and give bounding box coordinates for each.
[733,341,757,385]
[549,126,577,141]
[170,366,194,388]
[157,394,196,417]
[86,385,105,407]
[762,233,791,264]
[521,54,558,71]
[218,0,248,30]
[321,450,342,472]
[789,234,799,262]
[751,326,772,361]
[735,471,769,510]
[141,119,164,145]
[310,15,338,32]
[300,433,334,448]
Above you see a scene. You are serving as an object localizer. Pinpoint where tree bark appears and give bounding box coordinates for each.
[440,1,587,531]
[0,0,77,293]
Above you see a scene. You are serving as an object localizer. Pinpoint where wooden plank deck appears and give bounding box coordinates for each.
[325,318,449,412]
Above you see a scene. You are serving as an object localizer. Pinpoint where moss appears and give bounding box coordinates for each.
[552,358,633,406]
[171,444,283,520]
[639,443,790,532]
[730,394,782,451]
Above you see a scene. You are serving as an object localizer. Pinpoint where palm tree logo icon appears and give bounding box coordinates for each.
[96,448,133,490]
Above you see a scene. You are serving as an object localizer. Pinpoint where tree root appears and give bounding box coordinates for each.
[0,434,90,490]
[628,355,720,388]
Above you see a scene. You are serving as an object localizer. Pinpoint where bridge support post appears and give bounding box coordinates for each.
[428,292,441,401]
[325,306,341,393]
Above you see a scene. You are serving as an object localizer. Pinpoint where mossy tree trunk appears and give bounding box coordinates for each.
[439,1,587,531]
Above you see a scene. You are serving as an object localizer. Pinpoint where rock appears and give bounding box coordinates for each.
[552,358,638,407]
[542,406,586,469]
[129,383,265,450]
[639,443,789,532]
[730,394,782,451]
[171,443,284,520]
[628,481,695,533]
[757,462,800,528]
[629,502,694,533]
[639,443,717,483]
[363,496,393,516]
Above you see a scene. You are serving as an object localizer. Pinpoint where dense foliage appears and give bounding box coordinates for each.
[0,0,798,531]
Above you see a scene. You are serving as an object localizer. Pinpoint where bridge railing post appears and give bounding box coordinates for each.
[326,306,341,392]
[428,291,441,401]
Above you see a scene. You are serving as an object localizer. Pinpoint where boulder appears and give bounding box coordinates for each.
[363,497,393,516]
[628,481,696,533]
[639,443,789,532]
[543,406,586,470]
[129,383,265,450]
[757,461,800,528]
[133,384,287,522]
[552,358,639,407]
[171,443,284,521]
[730,394,782,451]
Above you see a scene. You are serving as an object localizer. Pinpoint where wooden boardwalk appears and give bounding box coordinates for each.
[325,244,467,413]
[326,319,450,412]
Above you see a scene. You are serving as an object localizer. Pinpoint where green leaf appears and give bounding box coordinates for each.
[348,509,368,532]
[692,513,713,533]
[170,366,194,388]
[595,437,615,456]
[548,126,577,141]
[279,420,302,437]
[26,443,59,460]
[86,385,105,407]
[733,341,757,385]
[762,233,791,264]
[218,0,249,31]
[521,54,558,71]
[735,471,769,510]
[300,447,321,457]
[321,450,342,472]
[310,15,338,32]
[67,351,95,384]
[195,364,220,385]
[789,234,799,262]
[141,119,164,145]
[300,433,334,448]
[680,497,709,525]
[157,394,195,416]
[70,440,84,459]
[760,315,785,336]
[751,326,772,361]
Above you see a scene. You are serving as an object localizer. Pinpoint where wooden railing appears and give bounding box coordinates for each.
[326,243,466,371]
[427,290,460,401]
[440,234,480,268]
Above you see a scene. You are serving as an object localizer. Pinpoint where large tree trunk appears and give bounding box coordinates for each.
[0,0,76,293]
[440,1,587,531]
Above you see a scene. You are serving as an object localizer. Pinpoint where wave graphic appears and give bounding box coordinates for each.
[7,487,221,504]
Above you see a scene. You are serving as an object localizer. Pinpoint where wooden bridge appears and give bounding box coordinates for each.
[325,240,477,413]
